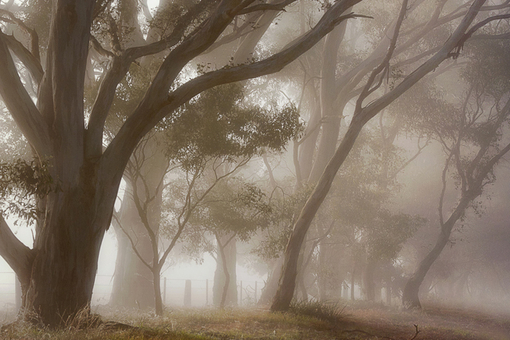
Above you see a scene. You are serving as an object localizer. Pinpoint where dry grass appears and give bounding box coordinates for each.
[0,301,509,339]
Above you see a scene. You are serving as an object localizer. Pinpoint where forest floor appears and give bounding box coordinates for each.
[1,301,509,339]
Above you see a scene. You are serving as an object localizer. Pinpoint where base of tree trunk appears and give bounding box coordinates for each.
[402,278,422,310]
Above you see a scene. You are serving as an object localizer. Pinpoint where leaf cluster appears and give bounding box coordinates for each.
[163,83,303,171]
[0,158,54,222]
[252,184,314,261]
[198,178,273,242]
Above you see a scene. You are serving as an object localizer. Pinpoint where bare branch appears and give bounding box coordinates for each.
[451,13,510,58]
[355,0,408,113]
[113,213,152,270]
[357,0,487,125]
[238,0,296,14]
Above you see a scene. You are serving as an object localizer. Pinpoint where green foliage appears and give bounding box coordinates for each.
[464,39,510,98]
[195,178,273,242]
[364,211,425,262]
[163,84,303,171]
[251,184,313,261]
[0,159,54,222]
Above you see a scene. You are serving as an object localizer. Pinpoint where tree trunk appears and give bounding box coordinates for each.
[363,259,376,301]
[110,136,167,310]
[153,268,163,315]
[271,120,365,312]
[110,181,155,309]
[213,234,237,307]
[23,173,114,326]
[402,196,471,309]
[308,21,348,183]
[258,256,283,305]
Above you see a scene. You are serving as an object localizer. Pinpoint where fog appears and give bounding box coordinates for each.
[1,0,510,337]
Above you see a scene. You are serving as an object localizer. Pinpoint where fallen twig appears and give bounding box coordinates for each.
[409,324,420,340]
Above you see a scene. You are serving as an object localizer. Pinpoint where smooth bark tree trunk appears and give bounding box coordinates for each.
[363,259,377,301]
[271,121,365,311]
[213,234,238,307]
[110,181,154,309]
[110,136,167,310]
[153,268,163,315]
[258,256,283,305]
[308,25,348,183]
[402,196,471,309]
[23,169,117,326]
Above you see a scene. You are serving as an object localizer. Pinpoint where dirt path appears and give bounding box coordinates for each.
[341,304,510,340]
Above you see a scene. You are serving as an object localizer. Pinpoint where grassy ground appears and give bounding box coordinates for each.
[1,302,509,339]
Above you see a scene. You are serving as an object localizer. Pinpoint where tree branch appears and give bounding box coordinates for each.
[238,0,296,14]
[451,13,510,58]
[357,0,487,125]
[0,8,40,60]
[0,213,34,284]
[103,0,363,178]
[0,30,51,160]
[1,33,43,84]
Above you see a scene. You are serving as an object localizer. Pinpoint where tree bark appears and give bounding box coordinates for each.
[214,234,237,308]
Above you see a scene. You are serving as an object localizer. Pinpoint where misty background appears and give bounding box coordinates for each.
[1,0,510,321]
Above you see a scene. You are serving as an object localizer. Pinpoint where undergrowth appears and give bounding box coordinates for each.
[288,300,345,322]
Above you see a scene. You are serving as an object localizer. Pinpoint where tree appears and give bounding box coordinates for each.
[190,179,272,308]
[402,37,510,309]
[0,0,365,326]
[271,0,510,312]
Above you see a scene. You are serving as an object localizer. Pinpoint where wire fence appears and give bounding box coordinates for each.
[0,272,263,311]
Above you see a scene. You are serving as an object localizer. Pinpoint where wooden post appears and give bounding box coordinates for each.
[184,279,192,307]
[254,281,258,304]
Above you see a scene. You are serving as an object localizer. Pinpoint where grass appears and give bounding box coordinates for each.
[1,301,509,339]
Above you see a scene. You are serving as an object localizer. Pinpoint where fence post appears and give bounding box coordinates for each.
[184,279,192,307]
[255,281,258,304]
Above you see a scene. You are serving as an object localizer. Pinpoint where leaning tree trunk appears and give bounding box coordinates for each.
[402,196,471,309]
[271,121,365,311]
[257,256,283,305]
